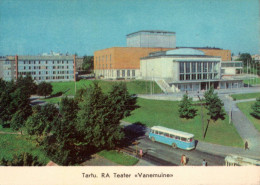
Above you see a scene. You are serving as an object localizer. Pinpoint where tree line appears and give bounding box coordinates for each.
[0,76,136,165]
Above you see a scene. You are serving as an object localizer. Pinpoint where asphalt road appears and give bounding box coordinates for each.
[132,136,225,166]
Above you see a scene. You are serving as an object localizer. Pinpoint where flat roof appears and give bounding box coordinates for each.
[18,55,74,60]
[127,30,176,36]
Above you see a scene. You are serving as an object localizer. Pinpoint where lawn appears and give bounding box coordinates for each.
[98,150,139,166]
[237,101,260,132]
[0,134,49,165]
[124,98,243,147]
[51,79,162,96]
[231,93,260,100]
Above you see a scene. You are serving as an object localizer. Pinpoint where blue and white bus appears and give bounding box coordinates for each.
[149,126,195,150]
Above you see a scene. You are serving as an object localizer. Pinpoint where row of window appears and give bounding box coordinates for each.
[180,73,218,81]
[180,62,218,74]
[32,76,73,80]
[20,65,72,70]
[221,63,243,67]
[20,60,72,65]
[18,71,73,75]
[116,70,135,77]
[151,130,192,142]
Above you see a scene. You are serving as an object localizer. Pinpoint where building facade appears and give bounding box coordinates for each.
[221,61,243,75]
[0,55,76,82]
[126,30,176,48]
[140,48,243,92]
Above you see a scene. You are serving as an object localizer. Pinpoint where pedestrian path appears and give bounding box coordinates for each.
[219,95,260,155]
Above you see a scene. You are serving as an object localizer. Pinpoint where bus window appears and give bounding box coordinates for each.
[155,131,158,135]
[170,134,175,139]
[151,130,154,134]
[159,131,164,135]
[181,137,187,142]
[164,133,170,137]
[187,138,193,142]
[176,136,180,140]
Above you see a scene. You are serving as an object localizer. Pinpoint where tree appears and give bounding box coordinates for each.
[37,82,53,98]
[25,104,58,143]
[82,56,94,73]
[108,82,137,118]
[204,87,226,122]
[178,94,197,119]
[238,53,252,66]
[16,74,37,96]
[43,98,81,165]
[251,98,260,119]
[0,152,43,166]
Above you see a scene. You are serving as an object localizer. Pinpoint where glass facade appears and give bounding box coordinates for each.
[179,61,219,81]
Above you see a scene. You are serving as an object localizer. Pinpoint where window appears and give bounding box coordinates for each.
[197,74,202,79]
[209,73,213,79]
[208,63,212,72]
[122,70,125,77]
[203,63,207,72]
[117,70,120,77]
[186,74,190,80]
[203,74,207,79]
[46,61,48,64]
[170,134,175,139]
[192,63,196,73]
[164,133,170,137]
[186,62,190,73]
[155,131,158,135]
[181,137,187,142]
[127,70,130,76]
[132,70,135,77]
[180,74,184,81]
[175,136,180,140]
[24,66,26,70]
[180,63,184,73]
[197,62,202,72]
[192,74,196,80]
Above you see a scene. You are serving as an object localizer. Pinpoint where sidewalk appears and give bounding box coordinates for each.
[196,141,260,160]
[219,95,260,155]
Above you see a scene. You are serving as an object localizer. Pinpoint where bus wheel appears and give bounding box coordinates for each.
[172,143,177,148]
[151,137,155,142]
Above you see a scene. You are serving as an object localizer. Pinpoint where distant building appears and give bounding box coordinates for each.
[0,54,76,82]
[221,61,243,76]
[126,30,176,48]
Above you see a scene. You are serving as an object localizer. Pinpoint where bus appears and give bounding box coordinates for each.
[149,126,195,150]
[225,155,260,166]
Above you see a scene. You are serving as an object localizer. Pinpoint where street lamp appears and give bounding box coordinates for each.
[197,93,205,139]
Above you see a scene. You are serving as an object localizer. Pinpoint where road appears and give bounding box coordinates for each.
[128,136,225,166]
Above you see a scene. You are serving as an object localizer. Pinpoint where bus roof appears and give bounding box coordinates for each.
[151,126,194,138]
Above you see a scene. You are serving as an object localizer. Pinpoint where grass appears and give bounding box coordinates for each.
[231,93,260,100]
[124,98,243,147]
[51,79,162,96]
[237,101,260,132]
[98,150,139,166]
[0,134,49,165]
[43,80,162,104]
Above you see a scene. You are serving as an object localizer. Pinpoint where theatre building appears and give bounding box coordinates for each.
[140,48,243,92]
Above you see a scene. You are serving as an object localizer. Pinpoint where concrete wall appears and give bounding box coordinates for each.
[140,58,177,81]
[127,33,176,48]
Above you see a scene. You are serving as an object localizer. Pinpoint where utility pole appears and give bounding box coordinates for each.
[197,94,205,139]
[247,60,249,88]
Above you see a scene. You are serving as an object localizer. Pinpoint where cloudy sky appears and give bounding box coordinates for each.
[0,0,259,56]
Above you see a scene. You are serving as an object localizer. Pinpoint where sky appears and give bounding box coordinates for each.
[0,0,259,56]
